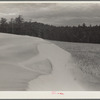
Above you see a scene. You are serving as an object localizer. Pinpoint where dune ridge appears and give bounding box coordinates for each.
[0,33,84,91]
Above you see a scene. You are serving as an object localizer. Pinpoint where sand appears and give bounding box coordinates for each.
[0,33,84,91]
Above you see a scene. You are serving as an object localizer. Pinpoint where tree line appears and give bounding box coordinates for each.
[0,15,100,43]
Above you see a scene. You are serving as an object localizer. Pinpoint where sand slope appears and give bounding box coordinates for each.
[28,43,84,91]
[0,33,84,91]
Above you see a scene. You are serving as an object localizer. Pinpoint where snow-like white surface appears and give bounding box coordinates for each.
[28,43,84,91]
[0,33,85,91]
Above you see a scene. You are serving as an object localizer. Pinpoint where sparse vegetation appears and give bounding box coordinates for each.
[52,41,100,79]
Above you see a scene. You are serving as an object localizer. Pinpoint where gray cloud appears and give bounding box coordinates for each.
[0,3,100,26]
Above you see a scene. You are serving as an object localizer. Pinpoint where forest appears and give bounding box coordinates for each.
[0,15,100,44]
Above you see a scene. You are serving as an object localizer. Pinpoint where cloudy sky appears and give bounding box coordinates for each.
[0,3,100,26]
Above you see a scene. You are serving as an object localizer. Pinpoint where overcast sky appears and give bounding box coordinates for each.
[0,3,100,26]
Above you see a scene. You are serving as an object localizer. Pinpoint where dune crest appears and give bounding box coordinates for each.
[0,33,84,91]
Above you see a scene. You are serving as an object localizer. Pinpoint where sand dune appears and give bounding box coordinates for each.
[0,33,84,91]
[28,43,84,91]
